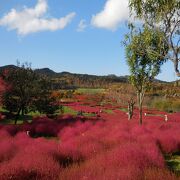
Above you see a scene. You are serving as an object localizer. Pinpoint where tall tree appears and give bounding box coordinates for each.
[2,62,60,124]
[129,0,180,76]
[125,26,168,124]
[2,62,39,124]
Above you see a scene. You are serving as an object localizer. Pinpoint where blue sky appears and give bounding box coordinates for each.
[0,0,178,82]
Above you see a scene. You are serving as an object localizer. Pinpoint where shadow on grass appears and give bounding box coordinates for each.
[165,152,180,176]
[0,112,33,125]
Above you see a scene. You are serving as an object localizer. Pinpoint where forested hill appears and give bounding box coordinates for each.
[0,65,168,89]
[36,68,130,88]
[0,65,129,89]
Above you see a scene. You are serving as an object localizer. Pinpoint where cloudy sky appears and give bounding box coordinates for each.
[0,0,177,81]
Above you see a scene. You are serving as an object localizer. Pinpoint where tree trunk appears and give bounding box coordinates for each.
[137,92,143,125]
[139,101,143,125]
[21,105,25,116]
[15,108,21,125]
[174,59,180,77]
[128,103,131,120]
[128,99,135,120]
[130,102,134,119]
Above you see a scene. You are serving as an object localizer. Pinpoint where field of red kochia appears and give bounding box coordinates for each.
[0,105,179,180]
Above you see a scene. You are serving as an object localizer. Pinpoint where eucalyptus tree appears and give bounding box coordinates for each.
[129,0,180,76]
[125,26,168,124]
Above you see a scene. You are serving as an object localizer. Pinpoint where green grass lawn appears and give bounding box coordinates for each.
[145,113,165,117]
[76,88,105,94]
[103,109,114,114]
[63,106,78,115]
[63,106,96,117]
[83,112,96,117]
[119,108,128,112]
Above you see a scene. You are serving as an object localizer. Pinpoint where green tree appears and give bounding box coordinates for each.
[129,0,180,76]
[2,62,60,124]
[34,77,60,116]
[2,62,39,124]
[125,26,168,124]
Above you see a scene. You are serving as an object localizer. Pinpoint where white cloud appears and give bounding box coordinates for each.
[77,19,87,32]
[91,0,129,30]
[0,0,76,35]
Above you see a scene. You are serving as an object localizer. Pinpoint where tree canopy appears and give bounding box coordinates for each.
[129,0,180,76]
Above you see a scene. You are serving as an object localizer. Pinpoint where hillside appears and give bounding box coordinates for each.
[0,65,128,89]
[0,65,169,89]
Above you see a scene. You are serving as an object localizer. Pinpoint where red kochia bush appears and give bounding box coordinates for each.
[0,129,11,139]
[0,132,61,180]
[153,122,180,153]
[156,133,179,154]
[2,125,19,136]
[60,142,166,180]
[0,153,60,180]
[0,140,17,163]
[143,168,178,180]
[0,108,179,180]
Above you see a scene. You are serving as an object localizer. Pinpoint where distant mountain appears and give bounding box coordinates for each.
[34,67,129,83]
[35,68,56,76]
[33,68,168,84]
[0,65,168,89]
